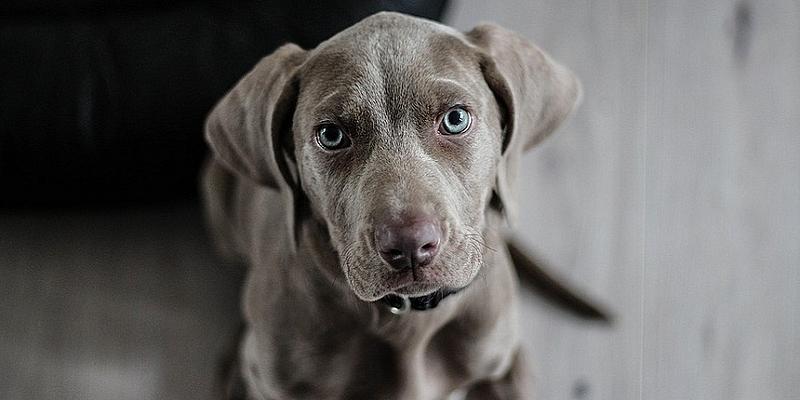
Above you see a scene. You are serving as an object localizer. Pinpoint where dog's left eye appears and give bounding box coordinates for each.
[439,107,471,135]
[316,124,351,150]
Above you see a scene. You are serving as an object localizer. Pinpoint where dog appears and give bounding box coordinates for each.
[202,12,592,399]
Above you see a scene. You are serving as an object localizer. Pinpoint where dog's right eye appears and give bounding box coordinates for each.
[316,124,351,151]
[439,106,472,135]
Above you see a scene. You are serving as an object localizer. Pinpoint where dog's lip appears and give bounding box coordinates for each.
[393,282,441,297]
[383,270,445,295]
[383,271,415,291]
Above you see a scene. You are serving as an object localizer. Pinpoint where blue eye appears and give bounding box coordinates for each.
[440,107,471,135]
[317,124,351,150]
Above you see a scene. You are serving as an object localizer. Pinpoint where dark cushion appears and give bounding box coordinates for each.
[0,0,449,206]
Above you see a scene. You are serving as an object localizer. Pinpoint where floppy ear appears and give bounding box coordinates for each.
[204,43,307,248]
[466,24,582,223]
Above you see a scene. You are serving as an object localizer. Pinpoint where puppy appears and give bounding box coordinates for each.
[202,12,581,400]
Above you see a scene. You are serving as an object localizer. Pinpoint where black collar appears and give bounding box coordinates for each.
[379,287,464,313]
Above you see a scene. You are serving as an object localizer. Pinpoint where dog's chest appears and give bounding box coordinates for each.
[245,308,516,400]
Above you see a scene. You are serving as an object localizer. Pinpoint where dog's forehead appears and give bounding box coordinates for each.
[309,11,466,65]
[297,13,480,116]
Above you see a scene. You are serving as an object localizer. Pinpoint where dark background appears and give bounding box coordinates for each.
[0,0,447,206]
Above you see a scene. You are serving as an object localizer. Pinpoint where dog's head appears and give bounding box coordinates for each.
[205,12,580,301]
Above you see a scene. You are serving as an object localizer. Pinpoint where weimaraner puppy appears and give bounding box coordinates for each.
[202,11,589,400]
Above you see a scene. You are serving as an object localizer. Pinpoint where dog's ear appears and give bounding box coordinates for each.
[205,44,307,248]
[466,24,582,223]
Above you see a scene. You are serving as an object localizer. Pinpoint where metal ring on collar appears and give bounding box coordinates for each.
[388,296,411,315]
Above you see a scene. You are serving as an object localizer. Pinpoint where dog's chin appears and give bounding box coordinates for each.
[344,260,483,302]
[393,282,442,297]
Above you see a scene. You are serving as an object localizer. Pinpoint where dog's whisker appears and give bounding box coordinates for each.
[463,233,495,254]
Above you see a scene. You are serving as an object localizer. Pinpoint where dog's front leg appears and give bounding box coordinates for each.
[464,349,533,400]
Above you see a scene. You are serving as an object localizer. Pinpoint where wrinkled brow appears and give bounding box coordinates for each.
[306,74,480,133]
[424,78,477,107]
[311,89,378,123]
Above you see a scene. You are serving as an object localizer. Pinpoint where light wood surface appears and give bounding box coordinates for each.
[448,1,800,399]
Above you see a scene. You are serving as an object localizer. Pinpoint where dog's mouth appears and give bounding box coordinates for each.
[377,286,466,314]
[340,227,486,303]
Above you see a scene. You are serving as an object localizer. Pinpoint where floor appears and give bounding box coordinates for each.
[0,205,244,400]
[2,1,799,399]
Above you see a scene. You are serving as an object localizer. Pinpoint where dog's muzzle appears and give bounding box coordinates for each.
[379,287,464,314]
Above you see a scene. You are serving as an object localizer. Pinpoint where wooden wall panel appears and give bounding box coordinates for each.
[449,1,799,399]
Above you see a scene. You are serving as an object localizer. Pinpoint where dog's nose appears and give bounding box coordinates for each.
[375,218,441,271]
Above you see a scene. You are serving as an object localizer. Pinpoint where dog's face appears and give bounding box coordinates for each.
[292,23,502,300]
[205,12,580,302]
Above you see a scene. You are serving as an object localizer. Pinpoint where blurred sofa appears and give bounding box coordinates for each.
[0,0,448,206]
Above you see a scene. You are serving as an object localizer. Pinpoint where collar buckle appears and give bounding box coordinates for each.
[386,295,411,315]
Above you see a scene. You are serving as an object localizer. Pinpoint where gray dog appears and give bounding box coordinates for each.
[202,12,584,399]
